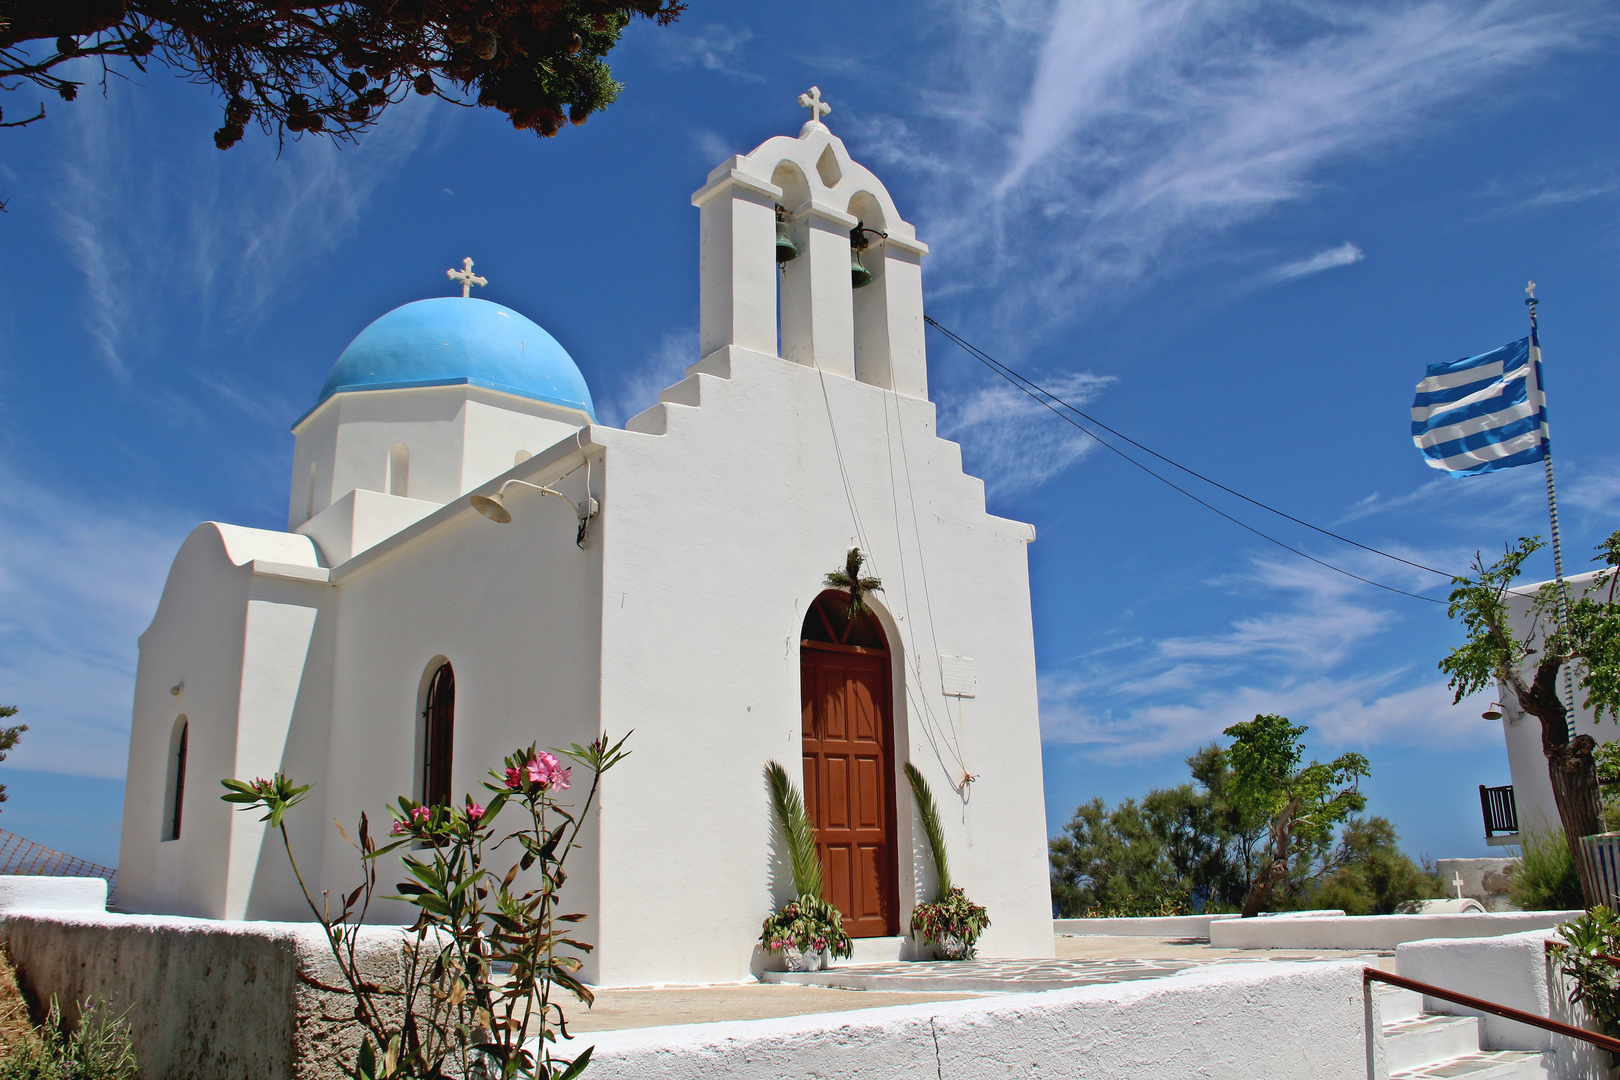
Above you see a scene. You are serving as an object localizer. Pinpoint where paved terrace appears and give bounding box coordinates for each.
[564,935,1394,1032]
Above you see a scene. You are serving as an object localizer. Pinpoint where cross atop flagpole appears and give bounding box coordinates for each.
[1526,281,1579,735]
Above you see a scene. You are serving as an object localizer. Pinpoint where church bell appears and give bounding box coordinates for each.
[775,206,798,263]
[849,222,885,289]
[849,226,872,289]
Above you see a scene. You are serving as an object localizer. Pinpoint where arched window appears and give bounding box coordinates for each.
[388,443,410,497]
[165,717,189,841]
[422,662,455,807]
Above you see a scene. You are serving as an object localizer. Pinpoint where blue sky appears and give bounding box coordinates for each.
[1,0,1616,871]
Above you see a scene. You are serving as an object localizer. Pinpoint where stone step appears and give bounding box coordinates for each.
[830,936,909,966]
[1383,1014,1483,1074]
[1390,1049,1548,1079]
[1375,985,1425,1024]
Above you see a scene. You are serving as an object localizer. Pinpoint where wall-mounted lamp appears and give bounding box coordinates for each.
[1482,702,1505,721]
[470,479,599,548]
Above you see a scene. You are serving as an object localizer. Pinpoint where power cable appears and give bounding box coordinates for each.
[924,317,1450,605]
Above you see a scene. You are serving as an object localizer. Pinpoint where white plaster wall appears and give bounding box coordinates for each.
[0,876,108,912]
[1055,914,1240,937]
[590,344,1050,986]
[581,960,1369,1080]
[297,488,442,566]
[121,525,289,917]
[286,439,606,932]
[1500,569,1618,843]
[1397,927,1607,1078]
[290,386,586,525]
[1208,909,1581,951]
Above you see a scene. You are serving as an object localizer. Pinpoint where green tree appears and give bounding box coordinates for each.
[1222,714,1368,917]
[1309,817,1440,915]
[1050,796,1182,916]
[1440,531,1620,905]
[0,0,682,149]
[0,708,22,810]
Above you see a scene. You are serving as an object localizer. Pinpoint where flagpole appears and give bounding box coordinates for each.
[1526,281,1578,736]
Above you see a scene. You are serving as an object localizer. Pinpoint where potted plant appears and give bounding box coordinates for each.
[761,761,852,971]
[906,762,991,959]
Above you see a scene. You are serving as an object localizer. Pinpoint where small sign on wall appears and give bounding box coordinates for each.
[939,655,976,698]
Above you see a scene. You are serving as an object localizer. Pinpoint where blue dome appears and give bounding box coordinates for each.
[306,297,595,422]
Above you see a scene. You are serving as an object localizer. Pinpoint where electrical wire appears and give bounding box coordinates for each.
[924,317,1451,605]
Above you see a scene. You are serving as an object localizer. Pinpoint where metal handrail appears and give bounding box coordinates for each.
[1365,968,1620,1055]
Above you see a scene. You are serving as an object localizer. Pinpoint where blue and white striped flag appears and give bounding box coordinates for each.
[1411,334,1548,477]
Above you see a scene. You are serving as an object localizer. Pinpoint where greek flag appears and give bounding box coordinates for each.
[1412,334,1548,477]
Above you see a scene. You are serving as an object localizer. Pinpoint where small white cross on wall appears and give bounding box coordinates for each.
[1452,872,1466,900]
[447,257,488,298]
[798,86,831,126]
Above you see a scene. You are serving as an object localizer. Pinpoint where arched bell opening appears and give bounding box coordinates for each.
[848,190,894,390]
[798,590,898,937]
[772,161,814,365]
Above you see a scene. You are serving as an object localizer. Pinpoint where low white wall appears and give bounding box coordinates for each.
[581,961,1371,1080]
[1054,914,1239,937]
[1209,910,1580,951]
[0,875,108,912]
[1397,928,1607,1079]
[1,909,415,1080]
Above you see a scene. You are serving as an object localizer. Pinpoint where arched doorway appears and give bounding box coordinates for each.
[422,661,456,807]
[800,591,897,937]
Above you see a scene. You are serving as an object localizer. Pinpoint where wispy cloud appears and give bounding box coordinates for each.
[939,371,1115,496]
[51,67,433,378]
[597,328,698,428]
[1041,668,1490,762]
[1037,552,1479,761]
[649,24,760,79]
[894,0,1601,328]
[1265,242,1364,283]
[0,467,194,780]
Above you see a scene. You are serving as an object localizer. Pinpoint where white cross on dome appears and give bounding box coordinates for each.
[447,257,488,298]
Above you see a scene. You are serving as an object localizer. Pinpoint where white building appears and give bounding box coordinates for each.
[116,102,1056,985]
[1488,568,1617,847]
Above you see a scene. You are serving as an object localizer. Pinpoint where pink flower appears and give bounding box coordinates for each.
[505,766,522,789]
[523,753,556,785]
[390,821,406,836]
[465,802,485,823]
[409,805,431,825]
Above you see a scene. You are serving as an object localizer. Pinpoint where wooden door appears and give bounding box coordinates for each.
[801,594,896,938]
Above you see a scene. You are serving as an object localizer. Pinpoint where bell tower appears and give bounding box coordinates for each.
[690,88,930,398]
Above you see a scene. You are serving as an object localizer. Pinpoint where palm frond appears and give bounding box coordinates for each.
[824,548,883,620]
[766,761,823,899]
[905,762,951,897]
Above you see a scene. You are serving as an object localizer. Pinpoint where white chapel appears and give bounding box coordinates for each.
[117,97,1055,985]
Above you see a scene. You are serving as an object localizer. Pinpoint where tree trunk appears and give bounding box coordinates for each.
[1240,806,1296,917]
[1548,735,1605,906]
[1240,860,1285,918]
[1520,657,1606,907]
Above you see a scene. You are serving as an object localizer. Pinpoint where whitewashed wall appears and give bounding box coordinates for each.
[582,961,1369,1080]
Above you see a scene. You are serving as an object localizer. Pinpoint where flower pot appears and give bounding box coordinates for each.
[781,944,824,972]
[934,934,974,961]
